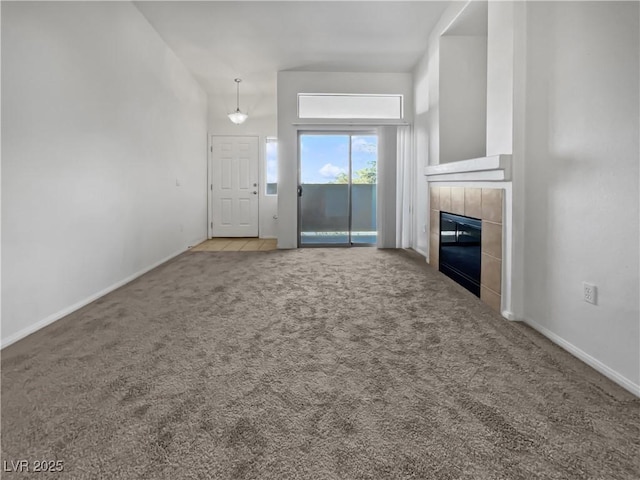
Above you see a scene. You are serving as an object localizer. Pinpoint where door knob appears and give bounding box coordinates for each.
[252,191,258,195]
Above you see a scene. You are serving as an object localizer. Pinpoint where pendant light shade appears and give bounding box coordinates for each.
[228,110,248,125]
[228,78,248,125]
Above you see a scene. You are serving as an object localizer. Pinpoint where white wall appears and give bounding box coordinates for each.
[207,79,278,238]
[486,1,514,157]
[1,2,4,338]
[439,35,487,164]
[416,0,639,393]
[277,71,414,249]
[1,2,208,346]
[413,1,470,257]
[522,1,639,390]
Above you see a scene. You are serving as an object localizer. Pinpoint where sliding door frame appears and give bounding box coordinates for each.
[297,129,377,248]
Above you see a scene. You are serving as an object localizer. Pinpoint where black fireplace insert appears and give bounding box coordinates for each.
[439,212,482,297]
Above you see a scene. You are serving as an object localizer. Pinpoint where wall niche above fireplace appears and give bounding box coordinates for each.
[430,186,503,312]
[439,0,488,164]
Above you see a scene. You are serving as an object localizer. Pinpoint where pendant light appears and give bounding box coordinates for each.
[228,78,248,125]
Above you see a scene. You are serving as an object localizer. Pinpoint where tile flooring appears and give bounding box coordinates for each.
[191,238,277,252]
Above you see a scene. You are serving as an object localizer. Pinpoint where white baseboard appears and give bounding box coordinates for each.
[414,247,427,259]
[501,310,516,321]
[1,245,193,350]
[523,318,640,397]
[187,236,208,249]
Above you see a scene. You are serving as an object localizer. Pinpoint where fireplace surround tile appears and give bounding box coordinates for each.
[430,186,440,210]
[481,221,502,259]
[429,207,440,266]
[481,253,502,294]
[464,188,482,219]
[481,286,501,312]
[481,188,503,223]
[440,186,451,212]
[429,185,504,314]
[451,187,465,215]
[430,207,440,235]
[429,232,439,266]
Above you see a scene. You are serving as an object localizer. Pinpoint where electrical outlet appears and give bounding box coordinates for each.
[583,282,597,305]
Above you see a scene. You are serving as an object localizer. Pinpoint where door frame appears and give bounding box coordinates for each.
[297,130,378,247]
[208,135,260,238]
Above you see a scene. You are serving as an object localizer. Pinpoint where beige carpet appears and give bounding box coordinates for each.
[2,248,638,479]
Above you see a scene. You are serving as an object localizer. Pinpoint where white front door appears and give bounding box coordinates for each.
[210,136,259,237]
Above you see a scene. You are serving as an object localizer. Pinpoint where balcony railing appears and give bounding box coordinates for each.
[300,183,376,244]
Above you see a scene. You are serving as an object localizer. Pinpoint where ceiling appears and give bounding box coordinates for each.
[135,1,451,109]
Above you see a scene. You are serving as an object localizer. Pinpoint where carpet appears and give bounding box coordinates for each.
[2,248,638,479]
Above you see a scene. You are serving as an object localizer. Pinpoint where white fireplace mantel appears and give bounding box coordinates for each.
[424,154,512,182]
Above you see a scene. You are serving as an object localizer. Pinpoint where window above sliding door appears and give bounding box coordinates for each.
[298,94,403,120]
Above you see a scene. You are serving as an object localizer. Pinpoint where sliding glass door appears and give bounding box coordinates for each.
[298,132,378,246]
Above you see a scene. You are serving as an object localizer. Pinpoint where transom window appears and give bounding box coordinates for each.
[297,93,403,120]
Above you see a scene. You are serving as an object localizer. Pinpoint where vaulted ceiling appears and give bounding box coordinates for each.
[135,1,450,108]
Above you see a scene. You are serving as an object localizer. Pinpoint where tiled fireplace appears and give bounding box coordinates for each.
[429,186,504,312]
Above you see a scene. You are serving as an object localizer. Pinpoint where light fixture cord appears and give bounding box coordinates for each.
[236,79,240,111]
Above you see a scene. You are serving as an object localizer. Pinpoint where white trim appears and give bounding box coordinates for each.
[424,154,511,181]
[208,135,260,238]
[292,121,410,127]
[441,0,475,36]
[501,310,517,321]
[0,243,201,350]
[208,134,213,238]
[426,170,508,182]
[524,317,640,397]
[297,93,404,120]
[414,247,428,258]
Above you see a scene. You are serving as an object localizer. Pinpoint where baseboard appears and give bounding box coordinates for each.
[414,247,427,258]
[187,235,208,249]
[523,318,640,397]
[1,245,193,350]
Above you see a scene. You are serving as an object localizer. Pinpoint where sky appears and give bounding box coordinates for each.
[266,138,278,187]
[300,134,378,184]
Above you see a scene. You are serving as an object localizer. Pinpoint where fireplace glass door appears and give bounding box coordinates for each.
[439,212,482,296]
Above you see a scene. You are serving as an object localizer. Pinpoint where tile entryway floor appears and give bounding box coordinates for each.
[191,238,277,252]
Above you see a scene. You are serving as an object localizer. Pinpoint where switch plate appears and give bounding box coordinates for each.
[583,282,597,305]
